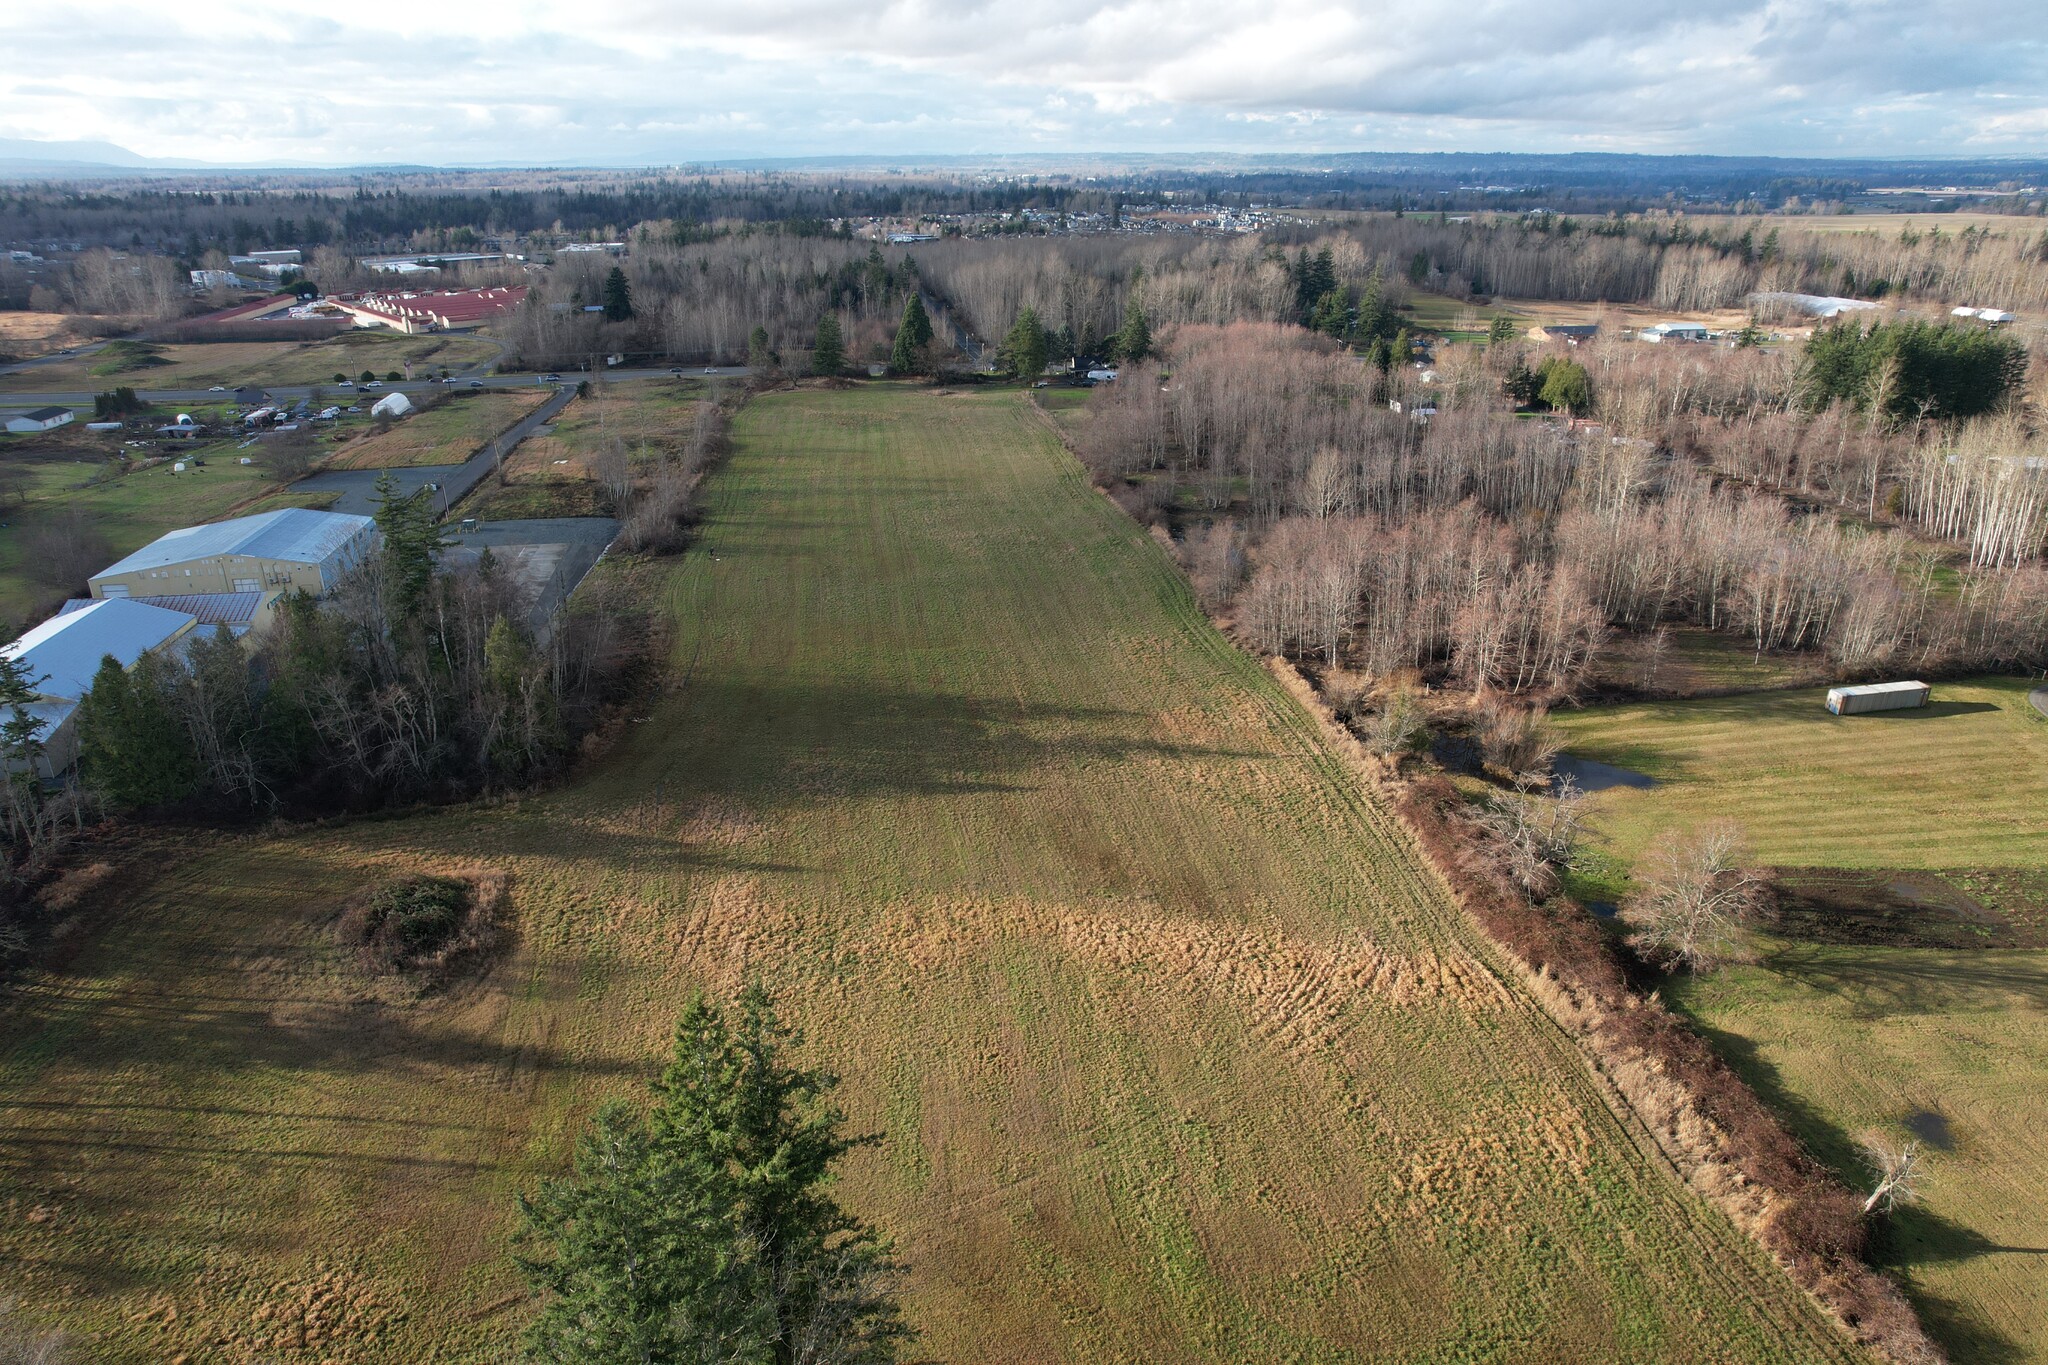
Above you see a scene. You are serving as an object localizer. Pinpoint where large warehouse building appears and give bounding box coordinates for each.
[88,508,379,602]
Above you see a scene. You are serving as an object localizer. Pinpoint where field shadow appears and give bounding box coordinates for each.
[1759,943,2048,1015]
[624,676,1261,815]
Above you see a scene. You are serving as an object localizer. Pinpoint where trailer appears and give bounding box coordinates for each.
[1826,680,1931,715]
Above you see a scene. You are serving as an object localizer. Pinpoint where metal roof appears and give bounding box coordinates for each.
[92,508,375,580]
[3,599,196,700]
[12,407,72,422]
[61,591,266,626]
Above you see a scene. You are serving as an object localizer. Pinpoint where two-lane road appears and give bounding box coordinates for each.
[0,365,751,411]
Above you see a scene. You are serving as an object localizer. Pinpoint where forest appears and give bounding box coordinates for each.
[1074,320,2047,701]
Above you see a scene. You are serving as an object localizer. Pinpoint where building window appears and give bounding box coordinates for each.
[232,578,260,593]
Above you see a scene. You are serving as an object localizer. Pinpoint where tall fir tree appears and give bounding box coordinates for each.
[1111,297,1151,363]
[372,472,448,628]
[76,652,197,809]
[999,307,1048,378]
[810,314,845,377]
[601,266,633,322]
[519,986,912,1365]
[890,295,933,374]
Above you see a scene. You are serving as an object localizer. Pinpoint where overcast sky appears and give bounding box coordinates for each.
[6,1,2047,165]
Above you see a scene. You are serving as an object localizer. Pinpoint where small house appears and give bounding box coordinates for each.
[5,407,74,434]
[1639,322,1709,344]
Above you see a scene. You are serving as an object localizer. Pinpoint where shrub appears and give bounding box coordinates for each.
[338,872,504,978]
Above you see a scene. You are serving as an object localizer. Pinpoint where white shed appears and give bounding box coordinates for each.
[371,391,415,419]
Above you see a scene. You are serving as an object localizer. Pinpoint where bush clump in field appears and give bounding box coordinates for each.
[338,872,503,979]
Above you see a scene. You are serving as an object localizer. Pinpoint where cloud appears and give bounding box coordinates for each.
[1,0,2043,162]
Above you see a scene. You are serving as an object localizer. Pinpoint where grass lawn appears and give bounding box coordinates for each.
[1552,677,2048,870]
[0,388,1858,1363]
[0,333,500,394]
[323,391,549,470]
[1554,678,2048,1362]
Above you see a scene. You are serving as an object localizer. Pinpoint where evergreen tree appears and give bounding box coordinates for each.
[372,473,448,628]
[1355,268,1394,343]
[810,314,845,378]
[1308,290,1350,341]
[999,307,1048,378]
[602,266,634,322]
[748,326,777,373]
[1503,354,1541,406]
[519,986,912,1365]
[890,296,933,375]
[76,652,197,809]
[1536,356,1593,414]
[1110,297,1151,363]
[1487,315,1520,348]
[1390,328,1414,367]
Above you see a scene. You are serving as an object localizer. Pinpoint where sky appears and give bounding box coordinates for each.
[5,1,2048,166]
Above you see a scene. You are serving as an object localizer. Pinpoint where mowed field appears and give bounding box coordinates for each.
[1551,679,2048,869]
[0,388,1861,1363]
[1554,683,2048,1362]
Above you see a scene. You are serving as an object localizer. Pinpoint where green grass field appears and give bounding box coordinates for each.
[0,388,1860,1363]
[1552,678,2048,869]
[324,390,549,470]
[0,333,500,394]
[1555,680,2048,1362]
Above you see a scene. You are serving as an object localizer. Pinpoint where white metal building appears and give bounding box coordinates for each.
[1,598,199,773]
[89,508,379,602]
[5,407,73,434]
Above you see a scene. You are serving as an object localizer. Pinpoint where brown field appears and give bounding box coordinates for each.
[323,390,550,470]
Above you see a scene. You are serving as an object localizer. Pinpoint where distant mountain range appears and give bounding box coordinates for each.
[2,136,2045,190]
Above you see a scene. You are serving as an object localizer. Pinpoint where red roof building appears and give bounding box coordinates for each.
[339,286,528,333]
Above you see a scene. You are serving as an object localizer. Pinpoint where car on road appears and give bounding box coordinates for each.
[542,372,562,382]
[364,380,383,388]
[669,366,684,376]
[705,367,717,374]
[208,385,227,392]
[468,380,484,388]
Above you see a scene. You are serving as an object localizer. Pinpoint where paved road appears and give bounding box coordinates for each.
[0,365,749,411]
[294,383,579,517]
[2031,684,2047,720]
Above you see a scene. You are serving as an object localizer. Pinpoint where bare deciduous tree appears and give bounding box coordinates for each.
[1859,1135,1928,1217]
[1621,821,1769,972]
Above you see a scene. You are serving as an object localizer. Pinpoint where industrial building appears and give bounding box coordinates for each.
[88,508,378,602]
[0,599,199,774]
